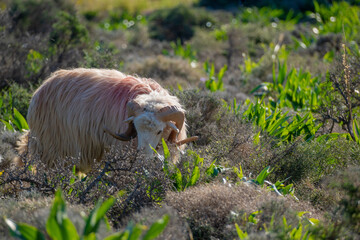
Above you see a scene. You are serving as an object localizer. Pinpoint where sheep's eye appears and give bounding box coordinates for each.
[157,130,162,135]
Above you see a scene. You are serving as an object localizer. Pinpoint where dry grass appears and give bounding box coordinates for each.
[165,182,322,239]
[123,205,191,240]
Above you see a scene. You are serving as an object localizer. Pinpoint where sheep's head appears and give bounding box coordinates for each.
[105,100,198,156]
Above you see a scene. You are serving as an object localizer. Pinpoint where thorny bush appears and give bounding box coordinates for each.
[0,144,172,225]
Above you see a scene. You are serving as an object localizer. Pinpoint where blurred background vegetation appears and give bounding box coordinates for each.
[1,0,360,239]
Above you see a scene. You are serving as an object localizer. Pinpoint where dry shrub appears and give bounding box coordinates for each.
[125,55,203,89]
[178,90,253,145]
[165,182,321,239]
[176,90,257,183]
[0,130,22,170]
[304,167,360,239]
[0,0,88,90]
[241,198,322,239]
[0,192,54,239]
[0,144,172,225]
[0,9,48,89]
[123,205,191,240]
[165,183,263,238]
[327,167,360,234]
[189,29,228,68]
[314,33,342,56]
[0,190,113,239]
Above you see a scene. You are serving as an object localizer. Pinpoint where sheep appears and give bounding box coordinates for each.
[16,68,197,172]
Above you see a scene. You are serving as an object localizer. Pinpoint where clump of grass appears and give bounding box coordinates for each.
[0,130,21,169]
[148,4,214,43]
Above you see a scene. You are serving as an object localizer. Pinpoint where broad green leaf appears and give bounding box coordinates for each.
[13,108,29,131]
[233,164,244,179]
[218,64,227,81]
[173,167,183,191]
[353,118,360,144]
[308,218,320,225]
[84,197,115,236]
[46,190,79,240]
[83,233,97,240]
[235,223,248,239]
[253,131,260,145]
[205,160,219,177]
[162,138,170,160]
[255,166,272,186]
[143,214,169,240]
[268,112,290,135]
[5,218,45,240]
[128,224,143,240]
[187,166,200,187]
[290,223,303,240]
[297,211,309,218]
[104,231,129,240]
[0,119,14,131]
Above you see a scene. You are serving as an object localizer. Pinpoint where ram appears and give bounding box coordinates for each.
[17,68,197,172]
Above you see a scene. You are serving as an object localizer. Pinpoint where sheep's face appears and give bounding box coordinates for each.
[133,112,167,155]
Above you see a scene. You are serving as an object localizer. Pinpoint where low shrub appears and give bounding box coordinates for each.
[165,182,320,239]
[148,5,214,42]
[8,0,74,34]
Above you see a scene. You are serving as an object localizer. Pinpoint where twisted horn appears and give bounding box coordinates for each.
[156,106,185,143]
[156,106,185,132]
[104,125,137,141]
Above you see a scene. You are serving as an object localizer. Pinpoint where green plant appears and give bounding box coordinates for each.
[309,1,360,41]
[152,139,209,191]
[318,44,360,142]
[239,54,263,76]
[25,49,45,77]
[49,11,88,59]
[242,99,320,144]
[0,88,29,132]
[9,0,74,34]
[251,61,322,111]
[238,7,300,29]
[164,39,197,63]
[4,190,169,240]
[100,10,146,31]
[203,61,227,92]
[235,212,319,239]
[233,165,297,199]
[148,5,214,42]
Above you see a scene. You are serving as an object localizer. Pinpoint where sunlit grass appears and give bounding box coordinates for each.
[73,0,198,13]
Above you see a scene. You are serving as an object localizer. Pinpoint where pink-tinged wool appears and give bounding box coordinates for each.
[26,68,187,171]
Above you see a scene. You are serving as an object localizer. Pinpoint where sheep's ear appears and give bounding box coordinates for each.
[127,101,142,117]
